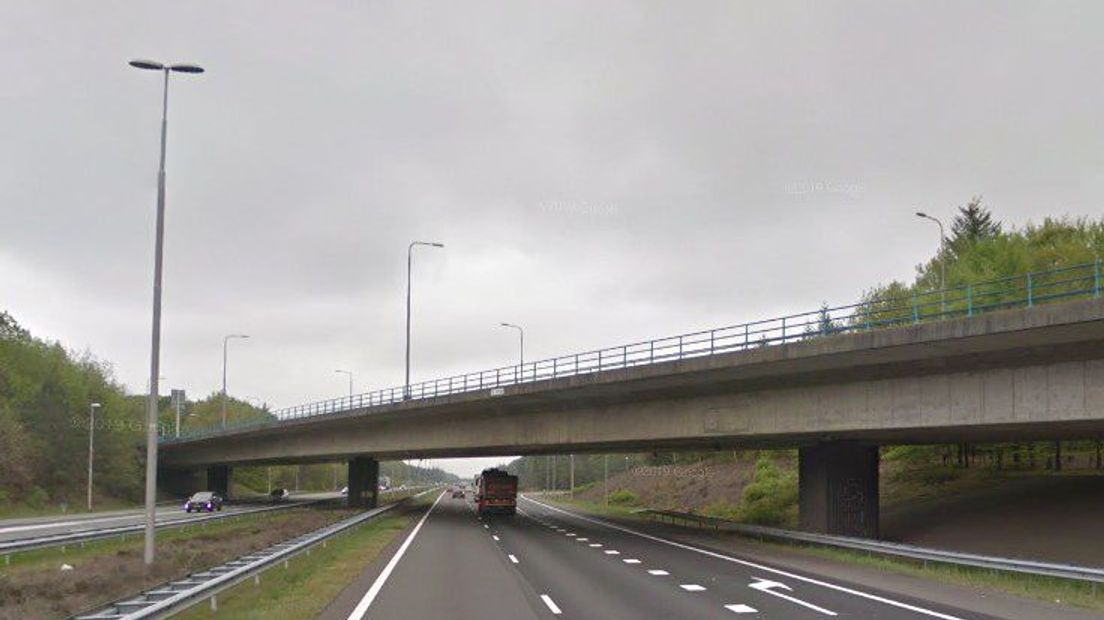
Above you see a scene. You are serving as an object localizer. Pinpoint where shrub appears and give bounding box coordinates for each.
[25,487,49,510]
[738,457,798,526]
[608,489,638,505]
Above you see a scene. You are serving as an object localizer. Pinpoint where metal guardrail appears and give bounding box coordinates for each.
[638,509,1104,584]
[165,260,1104,443]
[72,490,434,620]
[0,499,329,557]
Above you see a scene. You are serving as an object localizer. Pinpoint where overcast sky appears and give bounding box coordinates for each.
[3,2,1102,477]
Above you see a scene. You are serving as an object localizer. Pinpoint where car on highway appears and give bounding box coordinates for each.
[270,488,290,502]
[451,488,465,499]
[183,491,223,513]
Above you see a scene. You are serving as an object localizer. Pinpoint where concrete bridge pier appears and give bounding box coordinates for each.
[207,465,231,498]
[347,456,379,508]
[798,441,879,538]
[158,467,201,499]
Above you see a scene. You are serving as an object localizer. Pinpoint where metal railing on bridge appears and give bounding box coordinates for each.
[163,260,1103,443]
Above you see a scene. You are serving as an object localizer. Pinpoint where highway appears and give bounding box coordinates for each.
[0,493,337,545]
[330,492,994,620]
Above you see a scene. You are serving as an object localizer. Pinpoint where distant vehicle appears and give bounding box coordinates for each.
[452,488,465,499]
[476,468,517,515]
[270,488,290,502]
[184,491,223,513]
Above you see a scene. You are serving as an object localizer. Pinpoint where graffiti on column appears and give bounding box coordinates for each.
[839,476,866,533]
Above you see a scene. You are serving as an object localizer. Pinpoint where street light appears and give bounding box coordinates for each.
[87,403,101,511]
[405,241,444,399]
[131,57,204,566]
[335,369,353,397]
[222,334,250,427]
[499,322,524,381]
[915,211,948,314]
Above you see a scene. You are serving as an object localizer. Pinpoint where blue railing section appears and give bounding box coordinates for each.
[164,260,1103,443]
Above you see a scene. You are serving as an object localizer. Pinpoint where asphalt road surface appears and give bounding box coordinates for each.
[335,492,997,620]
[0,492,336,544]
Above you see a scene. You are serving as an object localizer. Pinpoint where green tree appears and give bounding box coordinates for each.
[949,196,1002,254]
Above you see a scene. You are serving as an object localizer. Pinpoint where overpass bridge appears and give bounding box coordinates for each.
[160,262,1104,538]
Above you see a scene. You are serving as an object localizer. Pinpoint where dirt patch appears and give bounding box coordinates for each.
[882,474,1104,566]
[575,460,758,510]
[0,507,357,620]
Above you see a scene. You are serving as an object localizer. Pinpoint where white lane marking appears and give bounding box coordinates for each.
[623,558,641,564]
[648,569,669,576]
[508,554,519,564]
[345,491,445,620]
[725,603,758,614]
[575,537,588,542]
[565,533,576,537]
[540,594,562,615]
[589,543,603,548]
[493,535,500,541]
[750,577,837,616]
[483,524,489,529]
[521,496,965,620]
[604,550,620,555]
[680,584,706,591]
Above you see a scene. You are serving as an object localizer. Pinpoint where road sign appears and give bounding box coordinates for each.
[171,389,186,410]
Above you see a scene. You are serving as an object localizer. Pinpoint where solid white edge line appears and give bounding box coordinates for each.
[521,495,967,620]
[345,491,445,620]
[540,594,563,615]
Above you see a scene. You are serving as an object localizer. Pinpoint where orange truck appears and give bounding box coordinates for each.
[476,468,518,515]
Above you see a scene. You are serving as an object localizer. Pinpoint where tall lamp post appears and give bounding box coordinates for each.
[915,211,948,314]
[221,334,249,427]
[87,403,101,511]
[335,369,354,397]
[405,241,444,399]
[499,322,524,381]
[130,57,204,566]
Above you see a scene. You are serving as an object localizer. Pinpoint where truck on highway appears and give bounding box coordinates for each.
[475,468,518,515]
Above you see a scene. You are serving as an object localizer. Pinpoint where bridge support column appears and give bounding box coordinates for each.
[347,457,379,508]
[799,442,879,538]
[158,468,200,499]
[207,465,231,498]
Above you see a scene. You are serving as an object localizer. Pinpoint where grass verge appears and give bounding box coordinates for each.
[171,492,435,620]
[0,506,355,619]
[540,495,1104,613]
[172,513,411,620]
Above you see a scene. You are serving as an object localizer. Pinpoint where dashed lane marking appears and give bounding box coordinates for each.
[521,495,966,620]
[540,594,563,615]
[493,535,500,541]
[647,569,669,576]
[508,554,519,564]
[604,550,620,555]
[623,558,641,564]
[680,584,707,592]
[725,604,758,614]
